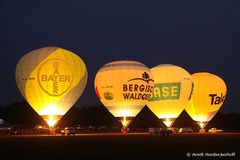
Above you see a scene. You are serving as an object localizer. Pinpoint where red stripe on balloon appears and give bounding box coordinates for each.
[95,87,101,99]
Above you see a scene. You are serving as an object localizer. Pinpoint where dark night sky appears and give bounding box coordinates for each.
[0,0,239,113]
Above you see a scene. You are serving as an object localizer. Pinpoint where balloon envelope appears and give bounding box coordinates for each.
[94,60,154,127]
[185,72,227,128]
[147,64,193,127]
[16,47,87,127]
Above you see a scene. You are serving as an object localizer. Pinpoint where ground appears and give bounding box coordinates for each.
[0,133,239,159]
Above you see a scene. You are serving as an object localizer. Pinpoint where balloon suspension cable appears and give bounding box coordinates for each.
[41,115,62,130]
[162,118,176,128]
[118,117,132,133]
[198,121,206,133]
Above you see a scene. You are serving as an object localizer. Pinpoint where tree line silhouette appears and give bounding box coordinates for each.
[0,101,240,131]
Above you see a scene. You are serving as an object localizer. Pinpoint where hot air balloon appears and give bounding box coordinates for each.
[94,60,154,132]
[147,64,193,127]
[16,47,87,127]
[185,72,227,131]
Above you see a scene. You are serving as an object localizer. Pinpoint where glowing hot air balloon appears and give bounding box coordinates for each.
[94,60,154,132]
[147,64,193,127]
[185,72,227,131]
[16,47,87,127]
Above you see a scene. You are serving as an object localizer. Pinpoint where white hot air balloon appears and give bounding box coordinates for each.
[94,60,154,132]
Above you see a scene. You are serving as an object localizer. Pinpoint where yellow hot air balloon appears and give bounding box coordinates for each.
[185,72,227,130]
[147,64,193,127]
[94,60,154,132]
[16,47,87,127]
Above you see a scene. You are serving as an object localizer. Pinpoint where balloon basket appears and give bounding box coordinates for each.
[199,128,206,133]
